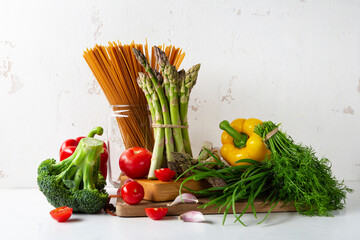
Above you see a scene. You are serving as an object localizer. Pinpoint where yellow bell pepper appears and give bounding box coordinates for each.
[220,118,268,166]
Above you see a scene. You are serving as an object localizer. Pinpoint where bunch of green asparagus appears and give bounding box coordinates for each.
[133,46,200,179]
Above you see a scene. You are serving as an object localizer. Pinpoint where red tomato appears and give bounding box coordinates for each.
[119,147,152,179]
[117,178,134,195]
[154,168,176,181]
[121,181,144,205]
[50,206,73,222]
[145,208,168,220]
[59,146,77,161]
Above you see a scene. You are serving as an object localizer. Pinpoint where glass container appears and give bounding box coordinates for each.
[107,105,153,188]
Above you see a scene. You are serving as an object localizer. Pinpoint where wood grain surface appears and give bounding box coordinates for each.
[119,175,212,202]
[116,197,296,217]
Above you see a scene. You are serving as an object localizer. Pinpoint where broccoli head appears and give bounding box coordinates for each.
[37,128,109,214]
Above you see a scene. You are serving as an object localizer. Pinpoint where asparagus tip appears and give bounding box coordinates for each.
[154,69,163,85]
[132,48,147,67]
[138,72,147,79]
[154,45,169,69]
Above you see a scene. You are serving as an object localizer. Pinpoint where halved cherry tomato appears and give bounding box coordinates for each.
[50,206,73,222]
[121,181,144,205]
[145,207,168,220]
[154,168,176,181]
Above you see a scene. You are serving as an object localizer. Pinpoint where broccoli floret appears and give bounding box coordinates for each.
[37,129,108,214]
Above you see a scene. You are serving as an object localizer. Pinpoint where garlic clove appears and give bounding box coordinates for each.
[179,211,206,222]
[167,193,199,206]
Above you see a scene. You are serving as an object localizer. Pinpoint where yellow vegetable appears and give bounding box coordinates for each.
[220,118,268,166]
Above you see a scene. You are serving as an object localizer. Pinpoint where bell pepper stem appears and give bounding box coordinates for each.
[87,127,104,138]
[219,120,247,148]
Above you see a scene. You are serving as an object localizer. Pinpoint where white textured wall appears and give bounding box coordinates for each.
[0,0,359,188]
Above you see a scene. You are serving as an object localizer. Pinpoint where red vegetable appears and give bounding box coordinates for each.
[59,139,78,161]
[154,168,176,181]
[59,146,77,161]
[145,208,168,220]
[121,181,144,205]
[119,147,152,179]
[75,136,85,143]
[100,148,108,178]
[117,179,134,195]
[50,206,73,222]
[59,127,109,179]
[59,139,78,153]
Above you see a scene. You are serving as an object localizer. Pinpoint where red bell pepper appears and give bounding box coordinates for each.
[59,127,109,179]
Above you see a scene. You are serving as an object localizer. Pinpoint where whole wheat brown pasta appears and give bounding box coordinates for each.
[83,41,185,150]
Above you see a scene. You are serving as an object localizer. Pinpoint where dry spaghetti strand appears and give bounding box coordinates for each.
[83,41,185,150]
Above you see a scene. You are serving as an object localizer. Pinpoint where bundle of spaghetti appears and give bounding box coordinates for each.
[83,41,185,150]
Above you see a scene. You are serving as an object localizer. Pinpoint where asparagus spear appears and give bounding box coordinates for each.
[154,46,186,153]
[138,73,165,178]
[164,64,185,153]
[154,46,170,99]
[133,48,175,166]
[179,64,201,156]
[137,76,154,122]
[154,69,163,86]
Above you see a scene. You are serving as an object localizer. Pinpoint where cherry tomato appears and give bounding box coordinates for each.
[50,206,73,222]
[145,208,168,220]
[117,179,135,195]
[119,147,152,179]
[121,181,144,205]
[154,168,176,181]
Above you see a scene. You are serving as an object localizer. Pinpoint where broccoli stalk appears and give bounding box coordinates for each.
[37,127,108,214]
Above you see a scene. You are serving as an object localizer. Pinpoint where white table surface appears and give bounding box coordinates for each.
[1,181,359,240]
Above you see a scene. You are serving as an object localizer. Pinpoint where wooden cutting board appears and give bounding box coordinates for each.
[116,197,296,217]
[119,175,212,202]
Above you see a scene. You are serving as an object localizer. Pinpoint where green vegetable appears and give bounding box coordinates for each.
[180,64,200,156]
[254,121,353,216]
[178,157,268,226]
[154,47,185,154]
[133,47,200,179]
[164,63,185,154]
[133,47,175,177]
[37,133,108,213]
[138,73,165,174]
[178,121,352,225]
